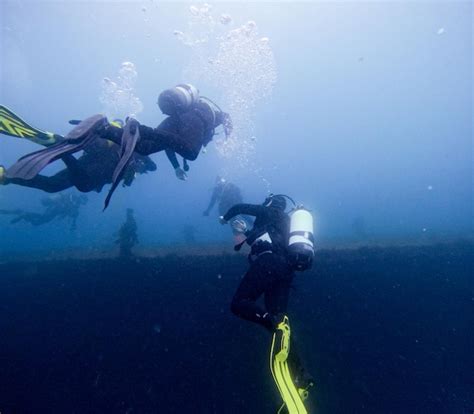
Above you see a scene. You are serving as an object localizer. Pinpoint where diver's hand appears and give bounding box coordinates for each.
[219,216,228,225]
[175,167,187,181]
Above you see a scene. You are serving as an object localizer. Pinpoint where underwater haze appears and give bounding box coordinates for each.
[0,1,473,414]
[0,1,472,251]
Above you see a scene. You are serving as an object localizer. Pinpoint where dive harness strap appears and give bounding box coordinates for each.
[270,315,308,414]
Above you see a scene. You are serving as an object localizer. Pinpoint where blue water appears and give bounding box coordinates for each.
[0,2,472,413]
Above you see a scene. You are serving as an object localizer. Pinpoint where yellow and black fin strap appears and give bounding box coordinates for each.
[0,105,56,146]
[270,316,308,414]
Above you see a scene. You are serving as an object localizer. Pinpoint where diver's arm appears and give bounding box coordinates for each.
[165,150,187,180]
[183,158,189,172]
[203,187,219,216]
[165,149,180,170]
[223,203,264,221]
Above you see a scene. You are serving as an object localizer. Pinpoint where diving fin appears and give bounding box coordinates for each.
[270,315,309,414]
[103,118,140,210]
[0,105,59,146]
[6,114,107,180]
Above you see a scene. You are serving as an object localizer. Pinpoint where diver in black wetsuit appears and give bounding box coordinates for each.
[221,194,293,329]
[204,176,251,244]
[203,176,243,216]
[0,193,88,231]
[101,84,232,181]
[1,138,157,193]
[115,208,139,258]
[221,194,313,393]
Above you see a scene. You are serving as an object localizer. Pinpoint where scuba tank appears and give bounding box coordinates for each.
[288,207,315,271]
[157,84,200,115]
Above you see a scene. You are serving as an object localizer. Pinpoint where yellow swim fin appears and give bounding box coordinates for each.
[270,315,309,414]
[0,105,58,146]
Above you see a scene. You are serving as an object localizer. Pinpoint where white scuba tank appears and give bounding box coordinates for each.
[288,207,314,271]
[175,84,200,107]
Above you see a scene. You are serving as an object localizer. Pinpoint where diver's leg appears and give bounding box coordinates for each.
[5,169,73,193]
[100,124,171,156]
[265,263,313,390]
[231,254,278,330]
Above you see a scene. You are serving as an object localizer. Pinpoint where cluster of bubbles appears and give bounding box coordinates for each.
[173,4,221,47]
[99,61,144,121]
[174,4,277,169]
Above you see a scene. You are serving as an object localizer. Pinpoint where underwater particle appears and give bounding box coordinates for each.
[422,228,427,232]
[220,13,232,25]
[189,5,199,16]
[250,136,256,141]
[142,6,147,12]
[427,185,433,190]
[437,27,445,35]
[173,30,184,38]
[358,56,364,62]
[153,324,161,334]
[217,274,222,279]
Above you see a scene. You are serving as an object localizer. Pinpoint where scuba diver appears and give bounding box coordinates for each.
[2,85,232,208]
[220,194,315,414]
[0,192,88,231]
[115,208,139,258]
[0,106,157,194]
[203,176,251,244]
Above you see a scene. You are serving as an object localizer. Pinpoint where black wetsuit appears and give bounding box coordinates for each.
[103,101,229,171]
[223,203,293,330]
[5,140,156,193]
